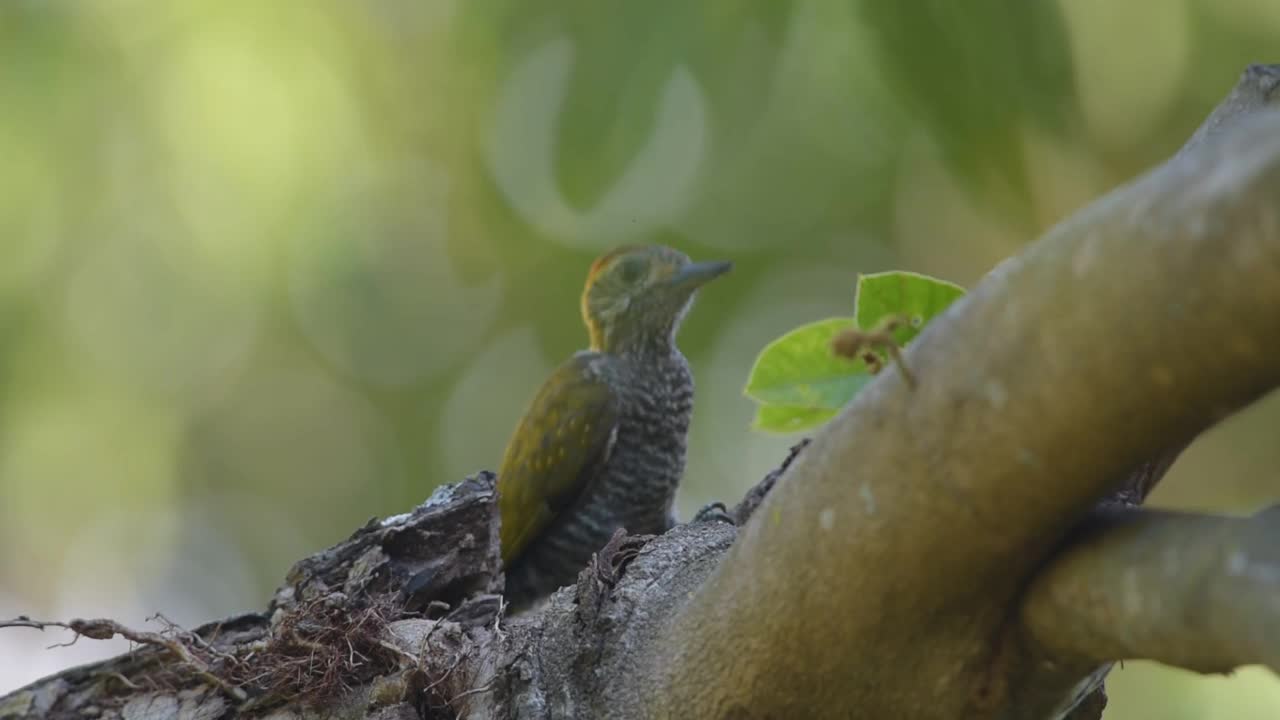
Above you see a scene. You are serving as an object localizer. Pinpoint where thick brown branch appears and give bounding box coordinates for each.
[1022,506,1280,674]
[639,72,1280,717]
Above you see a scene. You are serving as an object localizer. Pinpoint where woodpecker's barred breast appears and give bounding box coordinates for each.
[503,348,694,605]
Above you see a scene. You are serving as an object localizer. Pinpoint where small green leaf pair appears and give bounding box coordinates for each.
[744,271,966,433]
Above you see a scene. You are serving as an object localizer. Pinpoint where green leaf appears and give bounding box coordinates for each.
[742,271,966,436]
[744,318,872,409]
[854,271,966,345]
[751,404,838,434]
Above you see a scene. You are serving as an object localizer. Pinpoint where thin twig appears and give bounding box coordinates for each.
[107,672,141,691]
[450,680,496,702]
[1,615,248,703]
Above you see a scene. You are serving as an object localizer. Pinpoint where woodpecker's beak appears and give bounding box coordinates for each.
[669,260,732,290]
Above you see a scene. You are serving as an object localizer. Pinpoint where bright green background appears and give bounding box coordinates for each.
[2,2,1279,715]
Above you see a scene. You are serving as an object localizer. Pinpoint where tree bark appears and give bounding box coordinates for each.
[4,64,1280,720]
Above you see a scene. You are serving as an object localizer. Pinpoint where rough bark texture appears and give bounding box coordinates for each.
[4,65,1280,720]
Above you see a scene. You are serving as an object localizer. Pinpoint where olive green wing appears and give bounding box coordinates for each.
[497,353,619,565]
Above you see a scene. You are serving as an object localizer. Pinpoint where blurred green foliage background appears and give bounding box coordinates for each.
[2,1,1279,715]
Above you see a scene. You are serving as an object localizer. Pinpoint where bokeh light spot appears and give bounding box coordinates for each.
[180,364,401,523]
[440,326,554,480]
[287,167,503,387]
[893,134,1023,284]
[0,141,61,297]
[1059,0,1190,148]
[486,36,707,250]
[63,228,260,396]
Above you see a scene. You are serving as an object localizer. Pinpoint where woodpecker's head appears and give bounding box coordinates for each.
[580,244,731,353]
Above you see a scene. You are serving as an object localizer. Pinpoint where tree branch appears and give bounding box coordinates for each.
[641,68,1280,718]
[0,615,248,702]
[1022,506,1280,674]
[1178,64,1280,159]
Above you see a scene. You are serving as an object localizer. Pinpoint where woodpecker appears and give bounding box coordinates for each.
[496,244,731,609]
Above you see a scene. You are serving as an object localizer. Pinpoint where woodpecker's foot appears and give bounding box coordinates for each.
[693,501,736,525]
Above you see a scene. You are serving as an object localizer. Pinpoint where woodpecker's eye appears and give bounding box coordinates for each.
[616,256,646,285]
